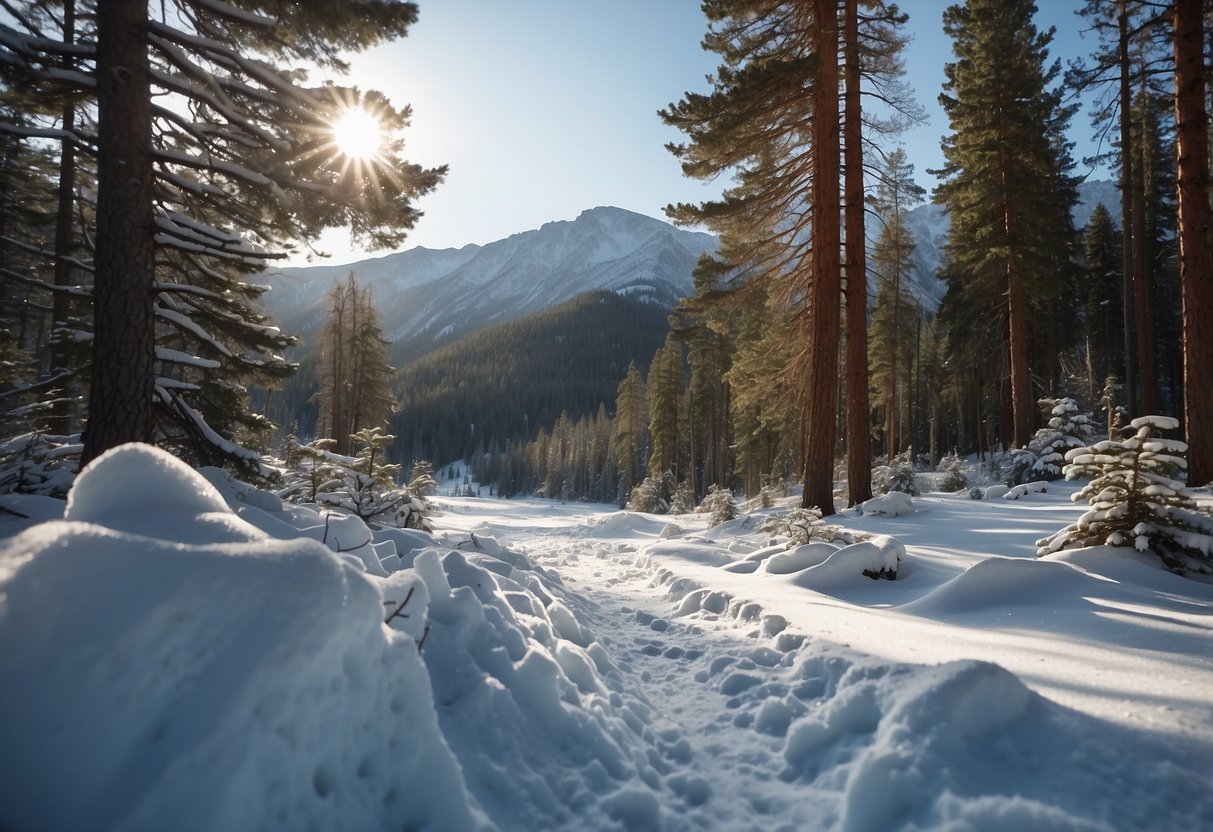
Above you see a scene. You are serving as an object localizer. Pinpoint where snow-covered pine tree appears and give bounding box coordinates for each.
[875,448,919,496]
[698,483,738,527]
[408,460,437,497]
[278,437,341,504]
[1037,415,1213,576]
[627,470,679,514]
[1027,397,1099,480]
[937,450,967,492]
[317,427,429,529]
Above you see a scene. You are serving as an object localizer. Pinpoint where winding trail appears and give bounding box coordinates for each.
[504,525,819,832]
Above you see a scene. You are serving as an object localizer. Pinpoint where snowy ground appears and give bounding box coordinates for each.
[2,446,1211,831]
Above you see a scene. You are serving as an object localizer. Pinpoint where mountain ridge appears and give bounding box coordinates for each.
[257,206,717,364]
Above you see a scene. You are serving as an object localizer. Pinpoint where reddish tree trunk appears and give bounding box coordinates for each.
[82,0,156,465]
[1174,0,1213,484]
[802,0,841,516]
[842,0,871,506]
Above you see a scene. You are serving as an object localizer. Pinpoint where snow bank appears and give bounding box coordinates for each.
[579,510,672,538]
[902,556,1108,616]
[762,541,839,574]
[0,444,477,832]
[861,491,913,517]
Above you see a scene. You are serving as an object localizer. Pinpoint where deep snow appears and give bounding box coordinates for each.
[1,445,1211,831]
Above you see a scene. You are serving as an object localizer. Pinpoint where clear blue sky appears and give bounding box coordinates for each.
[296,0,1102,266]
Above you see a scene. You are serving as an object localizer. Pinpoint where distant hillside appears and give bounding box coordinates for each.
[388,291,672,467]
[256,206,717,367]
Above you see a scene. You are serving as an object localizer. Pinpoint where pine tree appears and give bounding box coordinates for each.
[934,0,1079,449]
[1037,415,1213,575]
[611,361,648,506]
[316,274,394,456]
[868,148,925,462]
[647,334,683,481]
[1,0,444,469]
[1028,397,1100,480]
[1080,205,1125,402]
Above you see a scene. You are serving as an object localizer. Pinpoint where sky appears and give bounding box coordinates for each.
[292,0,1107,267]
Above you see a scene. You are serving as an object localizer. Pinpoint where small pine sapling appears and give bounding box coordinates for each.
[698,484,738,526]
[0,431,81,497]
[280,437,341,503]
[876,449,919,496]
[670,480,694,515]
[1027,398,1099,480]
[1037,416,1213,576]
[937,450,967,491]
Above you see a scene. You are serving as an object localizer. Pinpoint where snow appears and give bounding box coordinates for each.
[860,490,914,516]
[2,444,1212,831]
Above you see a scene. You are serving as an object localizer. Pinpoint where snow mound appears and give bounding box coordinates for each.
[65,443,263,543]
[0,445,476,832]
[782,651,1044,828]
[902,556,1108,616]
[984,484,1010,499]
[405,542,673,830]
[790,538,901,589]
[762,541,839,574]
[861,491,913,517]
[1004,480,1049,500]
[579,511,672,538]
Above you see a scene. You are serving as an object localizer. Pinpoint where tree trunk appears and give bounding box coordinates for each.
[802,0,841,516]
[1174,0,1213,485]
[1001,149,1032,448]
[842,0,870,506]
[82,0,155,465]
[47,0,76,437]
[1118,2,1138,416]
[1133,63,1157,416]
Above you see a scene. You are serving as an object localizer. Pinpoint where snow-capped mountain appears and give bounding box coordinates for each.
[257,206,717,361]
[899,178,1122,311]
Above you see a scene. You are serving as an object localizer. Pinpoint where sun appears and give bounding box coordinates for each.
[331,107,382,160]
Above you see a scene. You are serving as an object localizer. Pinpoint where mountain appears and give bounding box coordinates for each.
[900,178,1122,311]
[389,291,672,466]
[257,206,717,365]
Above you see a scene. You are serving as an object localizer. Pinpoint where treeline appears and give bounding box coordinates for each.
[476,0,1212,511]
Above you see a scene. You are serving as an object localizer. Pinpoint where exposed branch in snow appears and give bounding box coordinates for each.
[383,587,416,625]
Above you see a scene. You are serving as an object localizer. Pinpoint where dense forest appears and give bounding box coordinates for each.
[1,0,1211,527]
[389,291,671,468]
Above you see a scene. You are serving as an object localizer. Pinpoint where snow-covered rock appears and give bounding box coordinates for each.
[860,491,914,517]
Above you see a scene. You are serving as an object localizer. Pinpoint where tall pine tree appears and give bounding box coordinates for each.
[934,0,1079,449]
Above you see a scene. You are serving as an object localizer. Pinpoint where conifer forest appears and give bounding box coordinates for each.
[1,0,1211,520]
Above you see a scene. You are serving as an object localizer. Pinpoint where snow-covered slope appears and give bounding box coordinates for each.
[4,447,1210,830]
[257,207,717,357]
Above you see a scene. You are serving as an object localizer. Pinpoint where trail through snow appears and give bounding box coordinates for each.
[3,450,1211,831]
[432,492,1213,832]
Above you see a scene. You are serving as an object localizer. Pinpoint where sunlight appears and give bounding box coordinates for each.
[331,107,382,160]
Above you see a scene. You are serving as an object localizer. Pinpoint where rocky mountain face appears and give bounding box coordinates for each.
[256,206,717,364]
